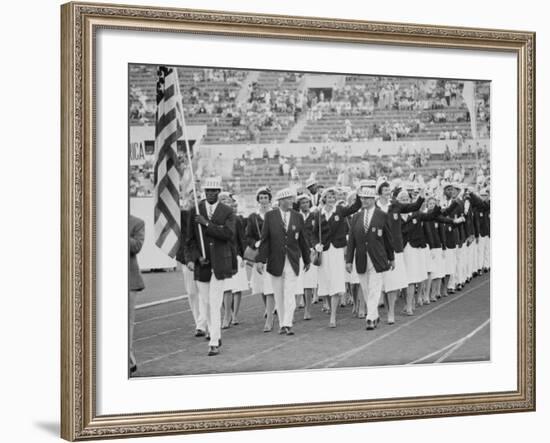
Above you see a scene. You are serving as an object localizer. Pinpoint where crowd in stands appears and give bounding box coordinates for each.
[129,66,491,145]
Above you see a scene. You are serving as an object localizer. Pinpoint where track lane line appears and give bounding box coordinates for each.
[303,279,489,370]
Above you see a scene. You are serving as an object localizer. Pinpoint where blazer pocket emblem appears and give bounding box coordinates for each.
[292,224,296,231]
[377,229,383,237]
[371,227,376,232]
[435,223,439,228]
[413,219,417,224]
[295,232,299,240]
[480,213,484,217]
[393,213,398,220]
[448,226,452,231]
[335,215,340,222]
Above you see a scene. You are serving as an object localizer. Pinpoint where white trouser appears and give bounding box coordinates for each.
[182,266,201,330]
[196,274,226,346]
[270,258,299,328]
[129,291,137,368]
[482,236,491,269]
[357,256,383,322]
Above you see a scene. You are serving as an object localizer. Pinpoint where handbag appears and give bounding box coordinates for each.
[243,215,261,262]
[311,212,323,266]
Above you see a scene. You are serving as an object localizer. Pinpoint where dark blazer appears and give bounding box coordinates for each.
[185,201,237,282]
[319,196,361,251]
[245,211,265,250]
[401,206,441,248]
[441,198,464,247]
[234,215,247,258]
[300,210,317,249]
[381,197,424,253]
[129,215,145,291]
[424,215,455,249]
[346,207,395,273]
[469,193,490,237]
[256,208,311,277]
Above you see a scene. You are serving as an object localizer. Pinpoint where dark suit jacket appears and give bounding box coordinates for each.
[129,215,145,291]
[185,201,236,282]
[319,196,361,251]
[382,197,424,253]
[301,211,317,249]
[469,193,490,237]
[401,206,441,248]
[256,208,311,277]
[245,212,265,250]
[424,215,455,249]
[346,207,395,274]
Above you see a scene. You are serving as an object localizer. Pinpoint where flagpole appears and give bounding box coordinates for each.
[179,95,206,259]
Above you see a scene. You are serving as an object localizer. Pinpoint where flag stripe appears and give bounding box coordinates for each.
[153,66,183,258]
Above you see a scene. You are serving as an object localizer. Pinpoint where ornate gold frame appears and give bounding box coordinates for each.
[60,1,536,440]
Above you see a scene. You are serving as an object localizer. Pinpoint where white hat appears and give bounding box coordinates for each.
[479,188,490,197]
[296,193,312,203]
[202,176,222,190]
[305,177,317,188]
[275,187,297,200]
[375,176,389,194]
[442,180,453,190]
[255,186,272,199]
[404,181,415,191]
[357,179,376,198]
[320,186,337,201]
[358,179,376,188]
[396,189,410,201]
[218,191,232,200]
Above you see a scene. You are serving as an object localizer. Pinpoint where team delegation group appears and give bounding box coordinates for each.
[130,175,491,359]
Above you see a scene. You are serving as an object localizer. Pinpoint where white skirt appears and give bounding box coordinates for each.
[228,256,250,293]
[443,247,456,276]
[250,263,274,295]
[317,245,346,296]
[345,256,360,284]
[298,257,318,291]
[382,251,408,292]
[429,248,446,279]
[403,244,428,284]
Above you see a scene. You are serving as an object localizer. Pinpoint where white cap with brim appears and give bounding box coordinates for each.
[479,188,489,196]
[296,193,312,203]
[275,187,297,200]
[320,186,337,201]
[256,186,272,199]
[202,176,222,190]
[305,177,317,188]
[357,186,376,198]
[397,189,410,200]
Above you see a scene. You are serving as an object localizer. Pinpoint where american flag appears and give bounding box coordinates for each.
[153,66,183,258]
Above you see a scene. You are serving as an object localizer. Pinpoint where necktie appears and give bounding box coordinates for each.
[208,205,213,220]
[283,211,288,229]
[364,209,370,232]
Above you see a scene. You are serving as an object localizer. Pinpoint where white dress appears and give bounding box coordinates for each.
[317,206,348,296]
[377,200,408,292]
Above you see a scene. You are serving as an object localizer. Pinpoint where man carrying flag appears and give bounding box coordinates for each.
[185,177,236,356]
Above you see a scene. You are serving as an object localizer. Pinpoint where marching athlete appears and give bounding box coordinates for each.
[185,177,236,356]
[256,188,311,335]
[346,180,395,330]
[376,178,424,324]
[245,186,276,331]
[316,187,361,327]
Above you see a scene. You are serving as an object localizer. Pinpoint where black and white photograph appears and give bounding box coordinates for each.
[128,64,491,377]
